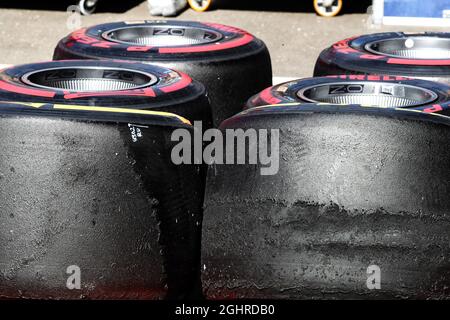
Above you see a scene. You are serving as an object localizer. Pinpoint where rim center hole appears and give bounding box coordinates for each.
[103,26,223,47]
[365,37,450,59]
[298,82,438,108]
[22,68,157,92]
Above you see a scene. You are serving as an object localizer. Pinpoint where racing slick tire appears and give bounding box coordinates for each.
[53,20,273,126]
[0,102,204,300]
[314,32,450,85]
[246,75,450,116]
[202,103,450,299]
[0,60,212,127]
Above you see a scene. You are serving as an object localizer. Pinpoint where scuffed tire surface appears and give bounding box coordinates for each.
[0,102,203,300]
[202,104,450,299]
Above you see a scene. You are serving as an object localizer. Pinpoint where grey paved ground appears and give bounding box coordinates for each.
[0,1,446,77]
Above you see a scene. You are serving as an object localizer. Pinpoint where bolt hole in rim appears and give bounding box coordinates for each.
[102,26,223,47]
[297,82,438,108]
[364,37,450,60]
[21,67,158,92]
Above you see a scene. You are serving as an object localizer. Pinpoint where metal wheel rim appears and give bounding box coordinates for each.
[364,36,450,60]
[297,82,438,108]
[21,66,158,92]
[102,25,223,47]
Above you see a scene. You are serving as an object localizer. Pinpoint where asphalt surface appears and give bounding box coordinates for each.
[0,1,446,77]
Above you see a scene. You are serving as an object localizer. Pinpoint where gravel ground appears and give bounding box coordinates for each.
[0,1,446,77]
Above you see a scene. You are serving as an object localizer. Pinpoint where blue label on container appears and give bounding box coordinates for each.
[384,0,450,18]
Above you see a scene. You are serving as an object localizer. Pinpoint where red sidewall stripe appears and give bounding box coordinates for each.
[423,104,445,113]
[259,87,282,105]
[0,80,56,98]
[332,37,450,66]
[63,87,156,99]
[387,58,450,66]
[70,25,254,54]
[160,73,192,93]
[326,74,411,81]
[158,34,254,54]
[0,71,191,100]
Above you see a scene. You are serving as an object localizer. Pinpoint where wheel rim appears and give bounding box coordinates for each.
[79,0,97,14]
[85,0,96,9]
[297,82,438,108]
[364,37,450,60]
[21,67,158,92]
[314,0,342,17]
[102,25,222,47]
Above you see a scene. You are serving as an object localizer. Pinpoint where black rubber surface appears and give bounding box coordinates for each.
[53,20,273,126]
[314,32,450,85]
[202,103,450,299]
[246,75,450,116]
[0,102,204,300]
[0,60,212,127]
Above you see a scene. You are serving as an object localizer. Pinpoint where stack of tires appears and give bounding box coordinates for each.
[1,20,450,300]
[0,20,272,300]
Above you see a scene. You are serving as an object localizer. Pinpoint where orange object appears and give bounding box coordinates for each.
[313,0,343,17]
[188,0,213,12]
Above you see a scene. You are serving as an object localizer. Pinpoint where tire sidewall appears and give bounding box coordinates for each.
[247,75,450,114]
[317,32,450,78]
[55,20,266,63]
[0,60,206,109]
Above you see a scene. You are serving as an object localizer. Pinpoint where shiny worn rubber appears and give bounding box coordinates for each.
[53,20,273,126]
[202,103,450,299]
[0,102,204,300]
